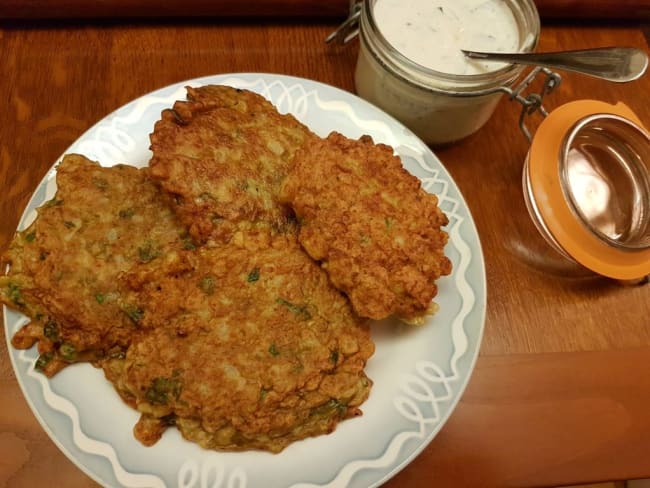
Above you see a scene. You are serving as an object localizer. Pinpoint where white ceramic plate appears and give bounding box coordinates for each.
[3,74,486,488]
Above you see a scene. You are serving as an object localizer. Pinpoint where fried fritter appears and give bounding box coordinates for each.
[105,229,373,452]
[0,154,190,375]
[149,85,314,245]
[280,132,452,322]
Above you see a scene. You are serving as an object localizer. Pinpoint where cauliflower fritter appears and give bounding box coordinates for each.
[4,88,459,453]
[280,132,452,322]
[105,229,373,452]
[0,154,190,375]
[148,85,315,245]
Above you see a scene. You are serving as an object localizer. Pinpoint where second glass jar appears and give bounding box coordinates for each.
[354,0,541,145]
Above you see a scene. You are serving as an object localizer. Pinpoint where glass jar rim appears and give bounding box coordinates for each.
[361,0,541,94]
[559,113,650,251]
[525,100,650,280]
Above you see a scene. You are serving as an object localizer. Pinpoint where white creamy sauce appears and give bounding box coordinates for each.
[373,0,520,75]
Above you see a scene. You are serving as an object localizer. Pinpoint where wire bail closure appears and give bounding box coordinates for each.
[326,1,362,44]
[498,66,562,142]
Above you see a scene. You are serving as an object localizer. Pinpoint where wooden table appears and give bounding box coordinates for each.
[1,8,650,488]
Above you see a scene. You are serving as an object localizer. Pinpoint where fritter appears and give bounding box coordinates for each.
[149,85,314,245]
[0,154,190,375]
[280,132,452,323]
[105,229,374,453]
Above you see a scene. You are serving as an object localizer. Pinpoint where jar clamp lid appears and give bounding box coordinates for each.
[326,1,361,44]
[524,100,650,281]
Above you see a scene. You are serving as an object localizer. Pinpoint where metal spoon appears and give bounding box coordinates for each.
[462,47,648,83]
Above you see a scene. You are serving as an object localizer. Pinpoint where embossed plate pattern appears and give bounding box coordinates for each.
[3,74,486,488]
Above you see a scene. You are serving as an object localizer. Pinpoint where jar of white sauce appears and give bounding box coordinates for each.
[354,0,540,145]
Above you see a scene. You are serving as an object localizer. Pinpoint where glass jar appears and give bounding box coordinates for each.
[522,100,650,282]
[354,0,541,145]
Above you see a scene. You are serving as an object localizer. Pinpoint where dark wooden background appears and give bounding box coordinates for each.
[1,0,650,19]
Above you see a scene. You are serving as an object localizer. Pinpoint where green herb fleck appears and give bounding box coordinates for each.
[59,342,77,361]
[7,283,25,307]
[44,198,63,208]
[43,319,59,341]
[312,399,347,419]
[247,268,260,282]
[275,297,311,320]
[119,208,135,219]
[199,275,217,295]
[35,352,54,371]
[259,388,269,401]
[384,217,394,230]
[269,343,280,356]
[138,242,160,263]
[92,177,109,190]
[437,6,444,13]
[121,303,144,324]
[25,231,36,243]
[145,374,183,405]
[95,293,106,304]
[64,221,76,229]
[330,350,339,365]
[182,238,196,251]
[292,362,305,374]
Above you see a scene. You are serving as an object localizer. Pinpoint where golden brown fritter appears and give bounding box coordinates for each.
[0,154,190,375]
[107,229,373,452]
[280,132,452,322]
[148,85,314,245]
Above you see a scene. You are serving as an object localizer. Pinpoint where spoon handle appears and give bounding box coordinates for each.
[462,47,648,83]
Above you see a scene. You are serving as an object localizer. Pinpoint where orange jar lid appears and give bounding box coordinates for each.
[527,100,650,280]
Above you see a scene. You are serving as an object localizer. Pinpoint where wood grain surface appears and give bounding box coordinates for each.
[1,17,649,488]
